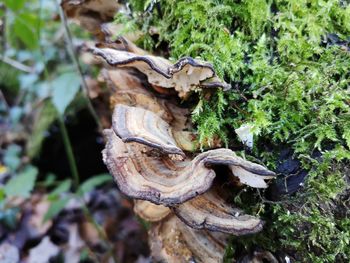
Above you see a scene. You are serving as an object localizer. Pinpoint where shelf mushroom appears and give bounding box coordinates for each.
[133,200,171,223]
[101,63,275,235]
[149,215,230,263]
[103,102,275,235]
[172,189,264,235]
[88,45,231,98]
[61,0,121,39]
[63,3,276,257]
[112,104,185,156]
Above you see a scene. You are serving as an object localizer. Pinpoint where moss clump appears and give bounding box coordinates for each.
[118,0,350,262]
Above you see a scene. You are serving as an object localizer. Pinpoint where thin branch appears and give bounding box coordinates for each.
[58,115,80,189]
[1,56,35,73]
[81,204,118,263]
[0,90,9,112]
[0,4,6,53]
[35,0,82,187]
[54,0,103,132]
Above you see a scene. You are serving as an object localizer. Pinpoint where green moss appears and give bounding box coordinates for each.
[118,0,350,261]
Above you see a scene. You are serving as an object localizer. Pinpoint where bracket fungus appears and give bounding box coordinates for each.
[101,66,275,237]
[102,129,216,205]
[100,82,275,263]
[103,117,274,225]
[103,68,203,152]
[172,189,264,235]
[112,104,185,156]
[96,41,275,262]
[149,215,230,263]
[133,200,171,223]
[61,0,121,39]
[88,46,231,98]
[66,2,276,259]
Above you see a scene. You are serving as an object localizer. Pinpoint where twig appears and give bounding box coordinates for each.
[0,4,6,53]
[35,0,81,188]
[0,90,9,112]
[257,189,286,205]
[81,204,118,263]
[54,0,103,132]
[233,83,249,102]
[1,56,35,73]
[58,115,80,189]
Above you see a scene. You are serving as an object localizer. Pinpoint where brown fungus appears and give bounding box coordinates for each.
[103,128,274,206]
[88,46,230,98]
[103,69,202,152]
[111,102,216,153]
[66,2,277,260]
[95,37,146,55]
[133,200,171,222]
[172,189,263,235]
[149,215,229,263]
[112,104,185,156]
[197,75,231,90]
[61,0,121,39]
[102,129,216,205]
[104,69,176,122]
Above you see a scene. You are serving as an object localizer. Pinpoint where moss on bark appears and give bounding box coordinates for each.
[117,0,350,261]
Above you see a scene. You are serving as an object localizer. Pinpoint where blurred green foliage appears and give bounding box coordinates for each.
[0,0,109,241]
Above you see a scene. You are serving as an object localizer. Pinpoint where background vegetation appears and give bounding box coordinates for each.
[1,1,149,262]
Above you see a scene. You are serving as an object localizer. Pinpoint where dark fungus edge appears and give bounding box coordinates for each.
[103,129,275,206]
[102,129,216,206]
[88,45,231,91]
[171,191,264,235]
[111,104,185,157]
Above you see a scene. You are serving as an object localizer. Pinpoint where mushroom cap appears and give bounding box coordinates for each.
[112,104,185,156]
[88,46,230,98]
[172,189,263,235]
[61,0,120,38]
[104,69,200,152]
[133,200,171,222]
[230,165,275,188]
[102,129,216,205]
[149,215,229,263]
[96,37,146,55]
[199,76,232,91]
[62,0,119,19]
[202,148,275,177]
[202,148,276,188]
[103,129,275,206]
[104,69,182,122]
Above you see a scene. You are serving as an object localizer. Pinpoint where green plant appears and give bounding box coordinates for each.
[1,1,116,261]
